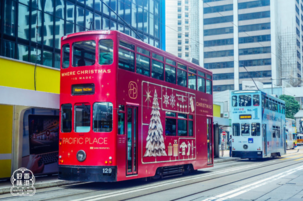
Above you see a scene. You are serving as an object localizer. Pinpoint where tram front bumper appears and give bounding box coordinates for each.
[232,151,263,159]
[59,165,117,182]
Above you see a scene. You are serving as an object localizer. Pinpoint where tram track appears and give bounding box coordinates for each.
[38,153,303,201]
[121,156,303,201]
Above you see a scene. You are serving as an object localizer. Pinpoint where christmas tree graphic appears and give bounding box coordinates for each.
[144,90,167,157]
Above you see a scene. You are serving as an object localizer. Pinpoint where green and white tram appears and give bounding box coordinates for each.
[230,91,286,159]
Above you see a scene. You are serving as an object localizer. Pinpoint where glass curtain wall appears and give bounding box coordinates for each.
[0,0,161,69]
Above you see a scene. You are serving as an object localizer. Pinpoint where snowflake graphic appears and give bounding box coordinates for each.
[163,91,170,107]
[170,94,176,108]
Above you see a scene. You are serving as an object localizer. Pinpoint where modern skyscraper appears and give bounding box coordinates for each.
[175,0,303,92]
[165,0,191,60]
[1,0,164,69]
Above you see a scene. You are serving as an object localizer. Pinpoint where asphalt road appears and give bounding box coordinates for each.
[1,147,303,201]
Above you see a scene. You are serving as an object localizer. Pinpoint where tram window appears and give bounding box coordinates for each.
[165,65,176,84]
[207,75,212,79]
[118,48,135,72]
[198,77,205,93]
[166,112,176,117]
[177,69,187,87]
[178,113,187,119]
[62,44,70,68]
[189,115,193,119]
[152,60,164,80]
[72,41,96,67]
[206,80,212,94]
[119,105,125,111]
[136,54,150,76]
[239,95,251,106]
[188,73,196,90]
[189,121,193,136]
[189,68,196,74]
[137,47,150,56]
[75,104,91,133]
[198,71,205,77]
[152,53,164,61]
[265,97,269,109]
[118,112,125,135]
[165,118,176,136]
[253,95,260,106]
[277,126,280,138]
[99,39,113,65]
[119,40,134,50]
[268,100,272,110]
[178,63,187,70]
[93,102,113,132]
[178,119,187,136]
[61,104,72,132]
[241,123,250,136]
[262,95,265,108]
[232,96,238,107]
[233,123,240,136]
[166,58,176,66]
[272,126,276,138]
[251,123,260,136]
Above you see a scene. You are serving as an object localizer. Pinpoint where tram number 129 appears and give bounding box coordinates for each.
[103,168,112,174]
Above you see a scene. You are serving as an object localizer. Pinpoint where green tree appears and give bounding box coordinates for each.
[279,95,300,119]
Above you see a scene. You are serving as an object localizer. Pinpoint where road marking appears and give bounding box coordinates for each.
[71,164,260,201]
[280,154,303,160]
[201,165,303,201]
[72,154,303,201]
[295,158,303,161]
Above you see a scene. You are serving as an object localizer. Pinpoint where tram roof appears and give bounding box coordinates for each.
[61,30,212,76]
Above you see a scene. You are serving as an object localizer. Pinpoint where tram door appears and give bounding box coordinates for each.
[263,124,267,156]
[207,118,213,165]
[126,106,138,175]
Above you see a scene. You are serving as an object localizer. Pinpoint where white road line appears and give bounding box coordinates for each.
[71,164,258,201]
[202,165,303,201]
[71,156,301,201]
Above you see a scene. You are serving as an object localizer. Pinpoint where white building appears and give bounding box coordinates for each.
[165,0,192,60]
[165,0,303,92]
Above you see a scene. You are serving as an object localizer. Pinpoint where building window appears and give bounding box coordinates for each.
[185,6,189,11]
[185,19,189,24]
[185,26,189,31]
[178,14,181,19]
[239,59,271,67]
[239,23,270,32]
[204,15,233,25]
[239,35,271,44]
[239,47,271,55]
[239,71,271,79]
[204,61,234,69]
[178,20,182,25]
[185,13,189,18]
[238,11,270,21]
[178,7,181,12]
[185,32,189,37]
[185,46,189,51]
[213,73,234,80]
[185,39,189,44]
[178,40,182,45]
[178,47,182,51]
[204,38,234,47]
[238,0,270,9]
[178,34,182,38]
[178,53,182,58]
[185,52,189,57]
[204,50,234,58]
[178,27,182,31]
[213,84,234,92]
[204,27,233,36]
[178,1,181,6]
[204,4,233,14]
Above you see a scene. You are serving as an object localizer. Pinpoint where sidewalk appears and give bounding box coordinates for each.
[214,150,239,163]
[0,150,238,195]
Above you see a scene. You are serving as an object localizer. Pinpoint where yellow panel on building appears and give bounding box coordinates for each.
[0,105,13,178]
[213,104,221,118]
[0,57,60,94]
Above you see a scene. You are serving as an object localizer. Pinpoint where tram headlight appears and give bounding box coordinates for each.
[258,152,261,155]
[76,150,86,162]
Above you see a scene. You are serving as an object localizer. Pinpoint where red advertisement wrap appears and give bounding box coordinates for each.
[59,30,213,182]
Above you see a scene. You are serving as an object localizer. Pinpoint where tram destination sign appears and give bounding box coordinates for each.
[72,84,95,95]
[239,114,252,119]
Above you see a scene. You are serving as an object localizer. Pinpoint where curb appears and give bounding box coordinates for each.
[0,180,80,195]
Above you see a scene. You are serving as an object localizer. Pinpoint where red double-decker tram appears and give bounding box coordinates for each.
[59,30,213,182]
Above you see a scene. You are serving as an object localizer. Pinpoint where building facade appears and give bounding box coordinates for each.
[1,0,164,69]
[165,0,192,60]
[193,0,302,92]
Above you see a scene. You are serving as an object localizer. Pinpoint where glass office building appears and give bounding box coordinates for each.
[0,0,163,69]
